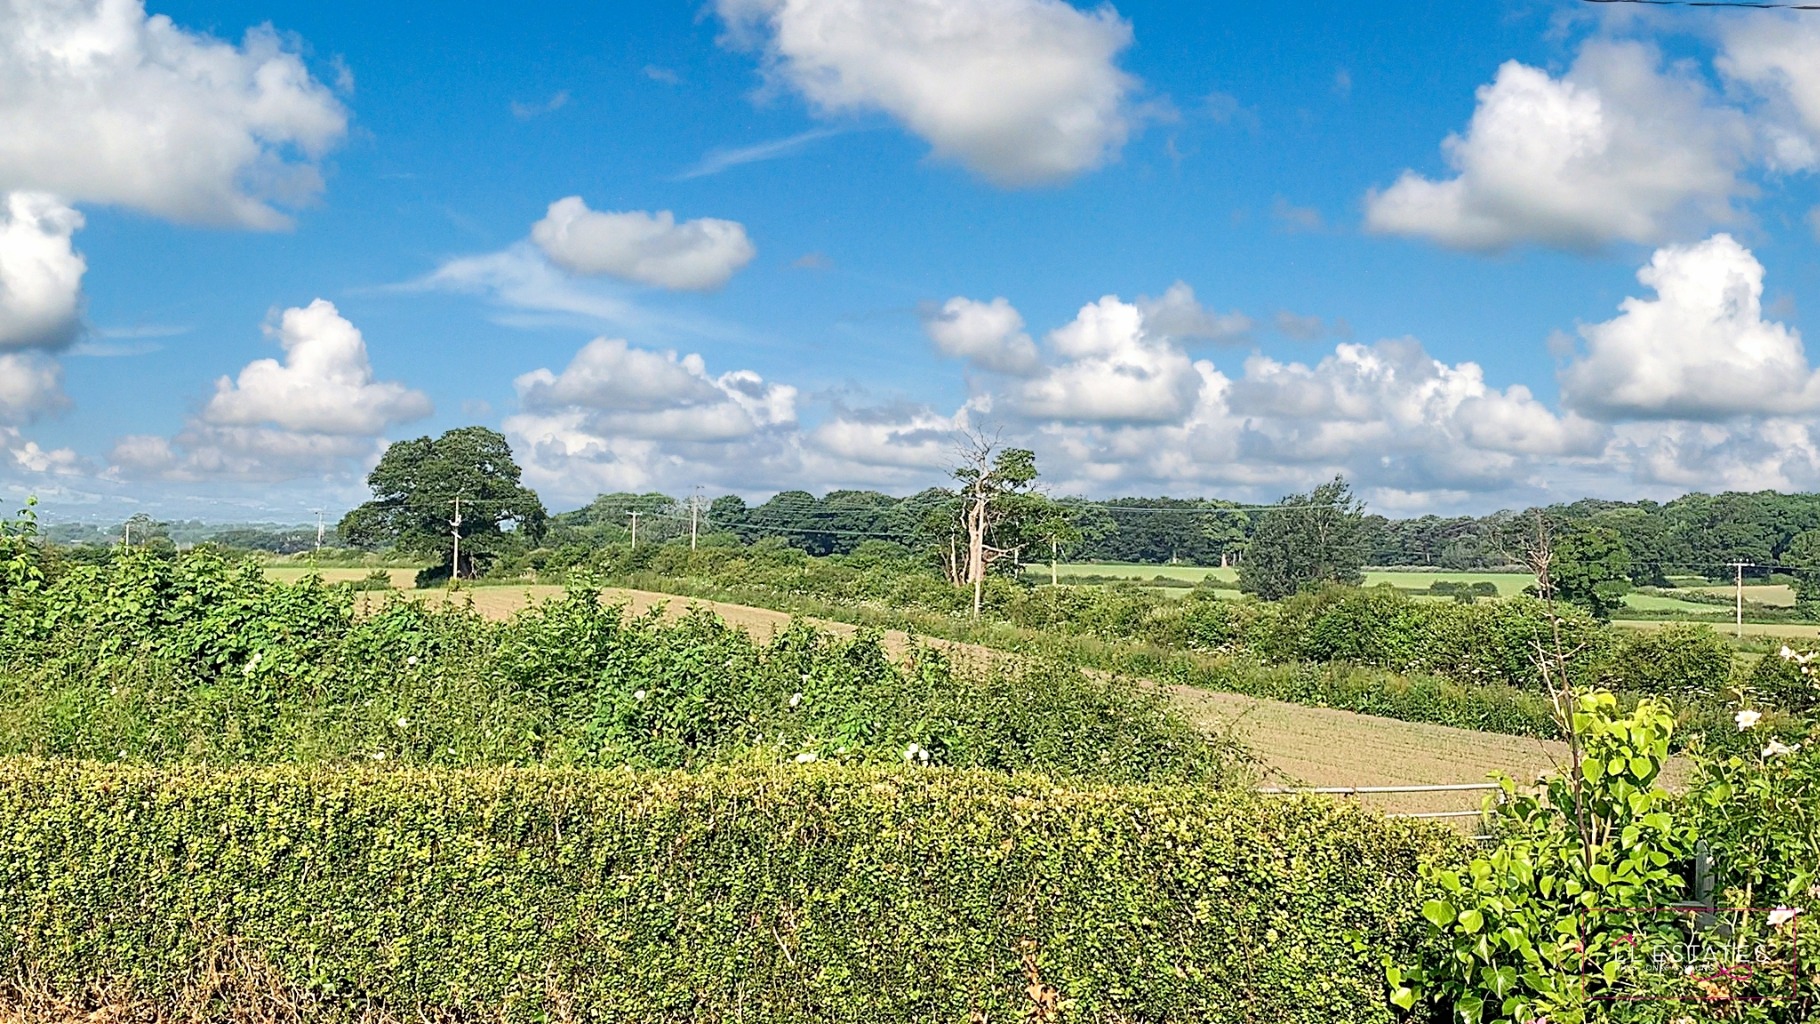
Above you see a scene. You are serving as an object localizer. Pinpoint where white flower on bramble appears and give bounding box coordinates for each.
[370,751,386,761]
[1764,738,1799,759]
[396,717,409,729]
[1769,907,1798,929]
[633,689,647,702]
[789,692,803,708]
[1736,709,1763,731]
[406,655,419,667]
[243,651,262,676]
[793,751,817,764]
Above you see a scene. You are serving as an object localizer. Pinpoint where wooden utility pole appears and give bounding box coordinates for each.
[1732,561,1750,639]
[968,486,988,618]
[450,495,462,581]
[689,487,701,550]
[1050,535,1059,587]
[313,509,325,559]
[627,509,641,549]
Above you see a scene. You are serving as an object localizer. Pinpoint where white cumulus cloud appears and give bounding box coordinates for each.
[0,192,84,351]
[1137,281,1252,343]
[0,0,348,228]
[716,0,1139,186]
[203,300,432,435]
[530,197,755,292]
[110,300,430,481]
[505,337,798,501]
[1561,234,1820,421]
[0,351,67,424]
[1365,40,1751,251]
[921,296,1040,375]
[1719,14,1820,170]
[1015,296,1204,422]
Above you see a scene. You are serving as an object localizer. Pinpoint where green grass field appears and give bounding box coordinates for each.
[1041,562,1234,582]
[1685,583,1797,607]
[1622,592,1723,614]
[262,566,419,588]
[1037,563,1535,596]
[1615,618,1820,640]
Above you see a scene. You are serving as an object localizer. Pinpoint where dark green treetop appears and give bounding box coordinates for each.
[339,427,546,576]
[1238,477,1368,600]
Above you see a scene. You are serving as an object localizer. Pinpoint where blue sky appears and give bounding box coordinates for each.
[7,0,1820,522]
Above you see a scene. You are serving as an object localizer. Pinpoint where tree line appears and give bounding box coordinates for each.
[47,427,1820,612]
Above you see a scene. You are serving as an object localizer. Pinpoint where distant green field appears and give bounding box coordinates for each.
[1035,563,1534,595]
[1686,584,1796,608]
[1617,618,1820,641]
[1359,571,1529,596]
[263,566,417,588]
[1043,562,1234,582]
[1623,592,1722,614]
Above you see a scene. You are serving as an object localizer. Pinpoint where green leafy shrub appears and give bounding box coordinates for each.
[1746,646,1820,714]
[0,553,1235,783]
[1395,695,1698,1022]
[1608,624,1735,700]
[0,759,1460,1024]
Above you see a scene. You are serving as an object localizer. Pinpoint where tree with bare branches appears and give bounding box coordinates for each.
[948,431,1040,618]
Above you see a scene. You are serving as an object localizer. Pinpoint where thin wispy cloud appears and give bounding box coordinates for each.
[70,340,164,358]
[510,90,570,119]
[676,127,844,180]
[395,243,775,349]
[93,324,190,339]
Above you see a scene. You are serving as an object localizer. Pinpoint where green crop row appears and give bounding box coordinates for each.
[0,759,1461,1024]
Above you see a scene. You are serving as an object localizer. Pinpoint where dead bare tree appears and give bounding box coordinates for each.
[951,430,1037,619]
[1518,510,1597,867]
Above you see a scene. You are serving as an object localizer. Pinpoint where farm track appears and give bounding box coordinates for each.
[362,584,1577,813]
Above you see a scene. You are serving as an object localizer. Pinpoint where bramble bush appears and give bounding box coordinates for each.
[549,540,1740,699]
[0,759,1461,1024]
[1394,695,1698,1023]
[0,546,1236,783]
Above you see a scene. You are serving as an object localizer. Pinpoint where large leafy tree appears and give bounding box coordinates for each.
[1783,528,1820,620]
[340,427,546,579]
[1548,524,1632,621]
[1238,477,1367,600]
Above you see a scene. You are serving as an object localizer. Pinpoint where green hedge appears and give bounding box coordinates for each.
[577,548,1742,701]
[0,759,1459,1023]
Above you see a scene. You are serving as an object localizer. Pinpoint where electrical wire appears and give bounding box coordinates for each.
[1582,0,1820,8]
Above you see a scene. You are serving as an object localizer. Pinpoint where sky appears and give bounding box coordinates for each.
[7,0,1820,523]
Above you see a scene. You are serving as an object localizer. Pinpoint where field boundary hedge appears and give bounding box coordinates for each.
[0,759,1460,1023]
[559,572,1788,748]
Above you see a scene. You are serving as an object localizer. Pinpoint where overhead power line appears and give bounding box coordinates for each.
[1581,0,1820,8]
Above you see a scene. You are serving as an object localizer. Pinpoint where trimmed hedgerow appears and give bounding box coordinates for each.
[0,759,1459,1024]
